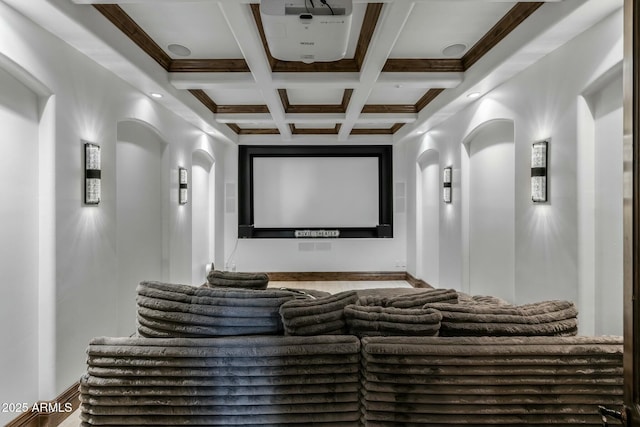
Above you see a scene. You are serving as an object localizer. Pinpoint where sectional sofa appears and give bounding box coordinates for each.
[79,278,624,426]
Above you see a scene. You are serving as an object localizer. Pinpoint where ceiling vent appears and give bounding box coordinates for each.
[260,0,353,64]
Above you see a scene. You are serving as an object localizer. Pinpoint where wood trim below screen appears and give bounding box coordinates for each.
[267,271,431,287]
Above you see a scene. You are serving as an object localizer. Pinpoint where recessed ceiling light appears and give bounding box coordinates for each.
[442,43,467,57]
[467,92,481,99]
[167,43,192,57]
[150,92,163,99]
[395,84,403,89]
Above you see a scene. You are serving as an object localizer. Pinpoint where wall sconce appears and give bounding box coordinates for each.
[179,167,188,205]
[443,166,452,203]
[84,142,101,205]
[531,140,548,202]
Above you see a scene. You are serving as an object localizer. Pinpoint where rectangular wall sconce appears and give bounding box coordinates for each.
[443,166,452,203]
[531,140,548,202]
[84,142,101,205]
[179,167,188,205]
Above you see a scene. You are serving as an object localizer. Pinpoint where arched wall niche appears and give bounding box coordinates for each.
[116,119,169,335]
[577,61,623,335]
[0,52,56,420]
[416,148,440,287]
[191,148,215,284]
[461,118,516,301]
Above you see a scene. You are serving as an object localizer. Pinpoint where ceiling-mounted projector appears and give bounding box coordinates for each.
[260,0,353,64]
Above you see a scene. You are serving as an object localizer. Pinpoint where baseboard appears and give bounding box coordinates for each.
[405,272,433,288]
[267,271,408,281]
[6,381,80,427]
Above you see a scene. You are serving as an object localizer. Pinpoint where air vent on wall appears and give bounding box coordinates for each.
[260,0,353,64]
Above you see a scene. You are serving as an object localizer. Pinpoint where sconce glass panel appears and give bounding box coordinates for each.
[443,166,452,204]
[531,140,548,202]
[179,167,188,205]
[84,142,101,205]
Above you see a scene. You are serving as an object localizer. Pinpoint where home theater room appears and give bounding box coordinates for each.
[1,0,640,425]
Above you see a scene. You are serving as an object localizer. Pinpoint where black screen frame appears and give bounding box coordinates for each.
[238,145,393,239]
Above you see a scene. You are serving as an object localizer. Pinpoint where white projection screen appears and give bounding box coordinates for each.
[253,156,379,228]
[238,145,393,238]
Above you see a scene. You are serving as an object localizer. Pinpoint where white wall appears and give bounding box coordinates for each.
[405,8,623,332]
[0,66,40,424]
[0,1,229,410]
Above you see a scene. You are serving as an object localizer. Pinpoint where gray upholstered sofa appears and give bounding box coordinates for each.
[79,279,624,426]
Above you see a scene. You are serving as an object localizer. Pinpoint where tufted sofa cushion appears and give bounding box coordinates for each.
[344,304,442,337]
[136,281,295,337]
[426,300,578,337]
[205,269,269,290]
[279,291,358,335]
[386,288,459,308]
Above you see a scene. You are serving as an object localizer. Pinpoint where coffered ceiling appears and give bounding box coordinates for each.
[3,0,622,144]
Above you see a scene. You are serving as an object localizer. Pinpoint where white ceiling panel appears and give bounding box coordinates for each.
[295,123,337,129]
[204,88,265,105]
[239,123,278,129]
[353,123,394,129]
[366,86,426,105]
[121,3,244,58]
[390,1,516,58]
[287,88,346,105]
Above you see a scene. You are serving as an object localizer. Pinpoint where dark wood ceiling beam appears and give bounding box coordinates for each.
[290,124,341,134]
[278,89,291,111]
[169,59,250,73]
[390,123,405,133]
[238,128,280,135]
[217,105,270,114]
[189,89,218,114]
[355,3,384,68]
[415,88,445,112]
[350,122,404,135]
[93,5,172,70]
[362,105,416,114]
[350,128,393,135]
[272,60,359,73]
[462,2,544,70]
[382,59,464,73]
[250,3,279,70]
[226,123,241,133]
[341,89,354,111]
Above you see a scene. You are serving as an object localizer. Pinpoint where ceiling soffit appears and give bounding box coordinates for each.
[91,1,544,139]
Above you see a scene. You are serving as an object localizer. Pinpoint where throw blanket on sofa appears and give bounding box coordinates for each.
[136,281,296,337]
